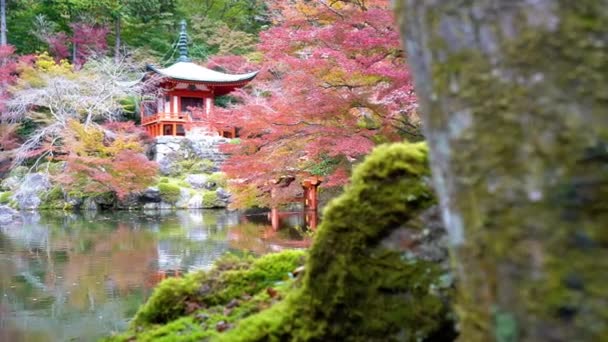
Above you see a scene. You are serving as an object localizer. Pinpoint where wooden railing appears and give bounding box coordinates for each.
[141,112,189,125]
[141,111,238,139]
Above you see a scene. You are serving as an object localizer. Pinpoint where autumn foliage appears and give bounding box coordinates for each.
[215,0,418,207]
[56,121,157,200]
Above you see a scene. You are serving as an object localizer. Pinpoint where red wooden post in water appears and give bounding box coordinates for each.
[269,187,280,231]
[302,176,322,212]
[305,210,318,230]
[268,176,321,231]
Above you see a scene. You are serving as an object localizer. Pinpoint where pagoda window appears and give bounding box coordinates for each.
[163,124,173,136]
[181,97,205,119]
[176,124,186,136]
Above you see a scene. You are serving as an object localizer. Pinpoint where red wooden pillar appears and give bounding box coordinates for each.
[302,177,322,211]
[305,210,318,230]
[270,208,280,231]
[270,187,280,231]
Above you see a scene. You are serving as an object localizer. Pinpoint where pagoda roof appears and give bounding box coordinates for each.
[146,62,258,85]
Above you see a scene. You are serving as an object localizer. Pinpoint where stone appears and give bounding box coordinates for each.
[82,197,98,211]
[118,194,140,209]
[152,135,230,176]
[380,206,449,265]
[66,194,84,209]
[188,194,203,209]
[13,173,51,210]
[157,153,182,176]
[215,321,231,332]
[140,187,162,203]
[185,174,209,189]
[143,202,160,210]
[175,189,192,208]
[0,176,20,191]
[226,299,240,309]
[216,187,231,200]
[0,205,19,225]
[216,187,231,207]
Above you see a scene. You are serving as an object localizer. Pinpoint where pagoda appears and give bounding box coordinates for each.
[139,20,258,138]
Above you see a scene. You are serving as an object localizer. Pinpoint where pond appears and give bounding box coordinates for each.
[0,210,316,342]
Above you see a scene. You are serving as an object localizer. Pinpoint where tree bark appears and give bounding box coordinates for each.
[396,1,608,341]
[72,41,77,65]
[114,16,121,63]
[1,0,7,46]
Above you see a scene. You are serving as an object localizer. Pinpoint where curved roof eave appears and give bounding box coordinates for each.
[146,62,259,85]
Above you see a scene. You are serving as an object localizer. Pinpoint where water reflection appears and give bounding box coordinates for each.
[0,210,315,342]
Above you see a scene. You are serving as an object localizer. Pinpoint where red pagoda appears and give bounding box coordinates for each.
[139,21,257,138]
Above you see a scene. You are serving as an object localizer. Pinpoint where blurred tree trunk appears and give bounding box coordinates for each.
[396,1,608,341]
[1,0,7,46]
[114,17,121,63]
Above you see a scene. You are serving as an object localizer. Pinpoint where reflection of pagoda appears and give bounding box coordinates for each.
[139,20,258,138]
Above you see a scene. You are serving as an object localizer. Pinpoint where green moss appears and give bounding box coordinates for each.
[158,183,181,204]
[178,158,215,175]
[131,250,305,327]
[39,186,67,210]
[0,191,12,205]
[207,172,228,189]
[8,166,28,179]
[106,277,298,342]
[220,142,451,341]
[34,162,64,175]
[177,180,192,189]
[159,177,169,184]
[202,190,222,208]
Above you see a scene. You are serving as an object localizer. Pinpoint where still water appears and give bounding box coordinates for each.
[0,210,313,342]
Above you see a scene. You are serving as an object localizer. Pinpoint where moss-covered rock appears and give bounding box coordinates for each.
[158,183,181,204]
[105,250,306,341]
[207,172,228,189]
[178,158,215,175]
[0,191,12,205]
[219,142,452,342]
[202,190,222,208]
[39,186,70,210]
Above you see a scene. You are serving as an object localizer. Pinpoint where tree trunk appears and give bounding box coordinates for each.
[114,16,121,63]
[1,0,7,46]
[396,1,608,341]
[72,41,77,65]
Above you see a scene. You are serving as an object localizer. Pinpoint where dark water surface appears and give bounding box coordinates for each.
[0,210,313,342]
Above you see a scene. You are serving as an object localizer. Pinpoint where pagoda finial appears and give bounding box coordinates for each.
[177,20,191,62]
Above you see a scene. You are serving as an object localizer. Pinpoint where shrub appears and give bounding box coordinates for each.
[158,183,181,204]
[0,191,12,204]
[207,172,228,189]
[178,158,215,174]
[202,190,221,208]
[40,186,67,210]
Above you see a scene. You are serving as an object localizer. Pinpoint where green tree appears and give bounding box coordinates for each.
[177,0,267,33]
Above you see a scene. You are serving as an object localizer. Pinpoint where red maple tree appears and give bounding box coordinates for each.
[56,121,158,201]
[41,23,109,65]
[214,0,418,207]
